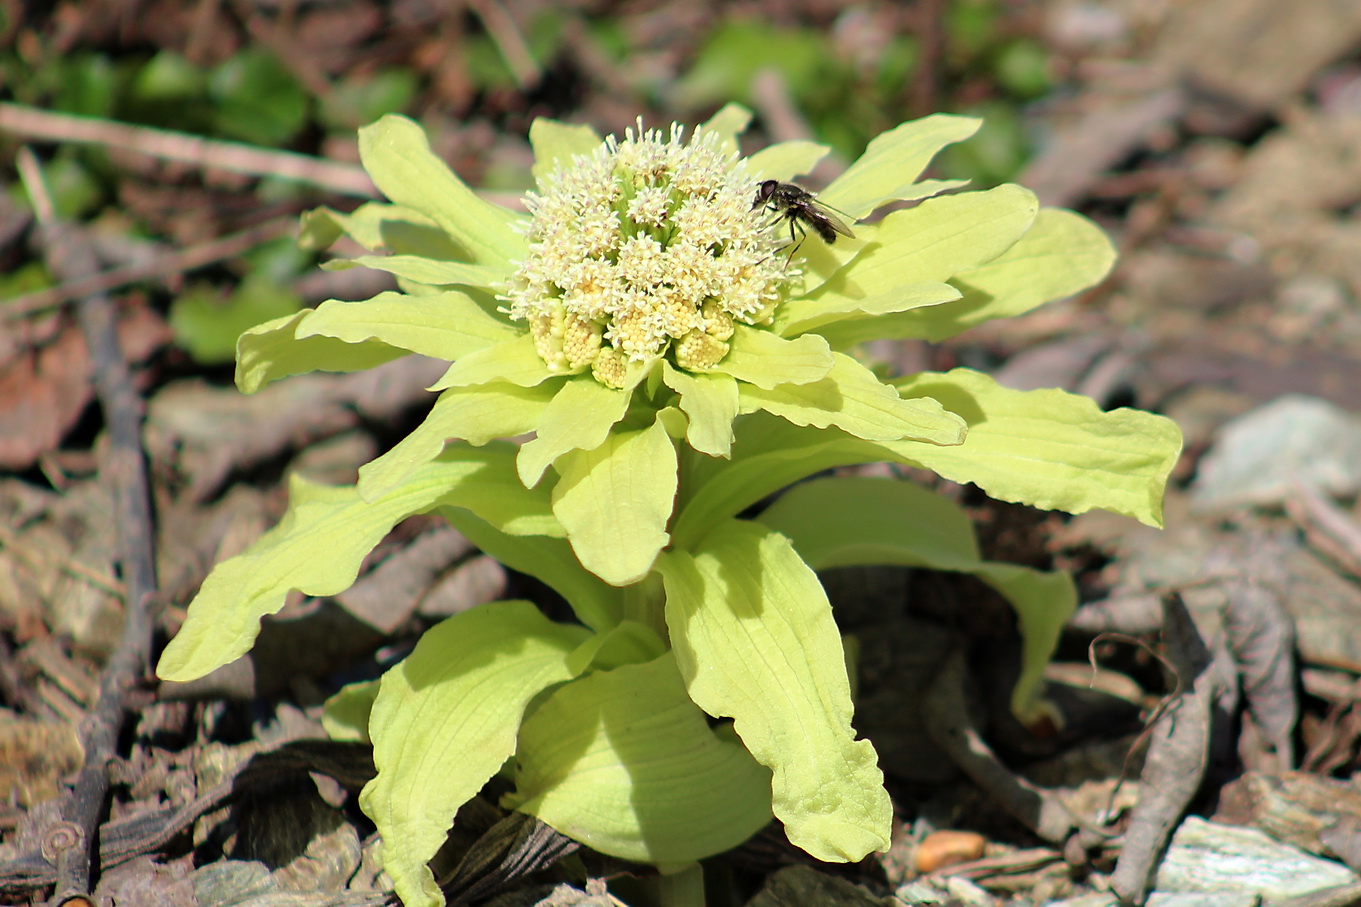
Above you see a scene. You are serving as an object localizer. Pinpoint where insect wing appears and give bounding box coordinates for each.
[809,198,855,239]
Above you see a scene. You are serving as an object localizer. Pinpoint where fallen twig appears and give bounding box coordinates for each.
[923,648,1080,845]
[0,524,126,600]
[1109,593,1219,905]
[2,216,294,319]
[1287,481,1361,581]
[16,148,161,904]
[0,103,376,197]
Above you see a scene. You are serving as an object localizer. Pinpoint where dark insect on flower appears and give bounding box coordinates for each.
[752,179,855,254]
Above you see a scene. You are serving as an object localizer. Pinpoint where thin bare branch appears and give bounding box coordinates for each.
[17,147,160,906]
[2,217,295,319]
[0,103,376,197]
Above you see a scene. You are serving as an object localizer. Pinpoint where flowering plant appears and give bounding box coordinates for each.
[157,106,1180,907]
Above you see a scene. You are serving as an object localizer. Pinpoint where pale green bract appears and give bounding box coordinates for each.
[157,105,1182,907]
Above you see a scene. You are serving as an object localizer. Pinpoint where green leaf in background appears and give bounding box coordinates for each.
[994,39,1052,98]
[319,68,418,131]
[54,53,119,118]
[37,152,106,221]
[0,261,53,301]
[240,235,313,284]
[675,22,831,110]
[657,520,891,862]
[363,601,590,907]
[936,101,1030,186]
[208,48,309,146]
[126,50,207,127]
[510,653,773,865]
[947,0,1001,56]
[757,477,1076,720]
[170,276,303,365]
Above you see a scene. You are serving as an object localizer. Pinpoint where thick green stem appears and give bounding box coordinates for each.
[621,570,667,639]
[656,863,706,907]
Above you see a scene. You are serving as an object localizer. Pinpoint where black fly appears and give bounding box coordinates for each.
[752,179,855,256]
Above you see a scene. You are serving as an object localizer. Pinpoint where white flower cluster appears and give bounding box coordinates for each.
[503,122,789,388]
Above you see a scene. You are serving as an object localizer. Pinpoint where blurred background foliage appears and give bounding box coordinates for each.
[0,0,1058,363]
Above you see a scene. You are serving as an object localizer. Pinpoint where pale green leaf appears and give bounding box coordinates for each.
[156,448,534,682]
[299,202,457,257]
[430,334,555,391]
[530,118,602,185]
[661,363,738,457]
[757,477,1076,719]
[295,291,518,362]
[812,184,1038,308]
[420,443,564,537]
[517,376,631,487]
[657,521,891,862]
[672,415,891,549]
[737,352,966,445]
[972,562,1078,719]
[443,509,623,631]
[654,404,687,441]
[565,621,668,673]
[332,254,506,292]
[713,327,834,389]
[904,208,1117,342]
[510,654,772,864]
[358,383,559,501]
[821,114,981,218]
[745,141,829,182]
[358,114,525,267]
[774,282,961,338]
[362,601,589,907]
[235,310,404,394]
[321,680,379,743]
[796,221,877,297]
[888,368,1182,527]
[698,103,753,156]
[552,418,677,586]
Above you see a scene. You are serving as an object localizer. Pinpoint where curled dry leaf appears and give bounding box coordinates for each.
[1221,579,1297,770]
[1110,593,1218,905]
